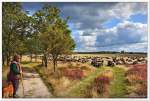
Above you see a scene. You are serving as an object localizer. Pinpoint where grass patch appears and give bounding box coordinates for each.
[21,62,41,69]
[60,66,127,98]
[109,67,127,98]
[60,67,107,97]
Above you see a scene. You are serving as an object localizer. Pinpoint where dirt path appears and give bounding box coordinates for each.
[16,68,52,98]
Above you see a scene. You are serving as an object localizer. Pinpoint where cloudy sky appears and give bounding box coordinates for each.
[21,2,148,52]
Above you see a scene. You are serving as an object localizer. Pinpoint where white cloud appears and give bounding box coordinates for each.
[62,2,147,30]
[75,20,147,52]
[118,42,147,52]
[79,35,96,46]
[110,3,147,19]
[98,20,147,43]
[61,2,147,52]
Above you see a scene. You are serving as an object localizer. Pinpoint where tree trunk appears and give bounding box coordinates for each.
[42,56,44,66]
[30,54,32,62]
[56,60,57,67]
[6,53,10,66]
[44,54,47,68]
[6,56,10,66]
[6,54,8,66]
[52,56,58,72]
[2,54,5,65]
[53,59,56,72]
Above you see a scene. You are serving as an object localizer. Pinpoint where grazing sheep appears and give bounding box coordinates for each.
[107,60,115,67]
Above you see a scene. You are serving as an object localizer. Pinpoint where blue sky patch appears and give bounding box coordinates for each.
[129,13,147,24]
[102,18,122,28]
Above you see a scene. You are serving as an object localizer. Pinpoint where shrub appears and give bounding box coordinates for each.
[83,75,110,98]
[93,75,110,94]
[63,68,84,80]
[135,81,147,96]
[101,70,114,80]
[126,65,147,83]
[94,76,110,84]
[125,64,147,97]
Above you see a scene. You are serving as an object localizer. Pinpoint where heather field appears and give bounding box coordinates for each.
[2,54,147,98]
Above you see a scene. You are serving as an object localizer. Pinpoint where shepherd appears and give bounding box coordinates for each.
[7,54,23,98]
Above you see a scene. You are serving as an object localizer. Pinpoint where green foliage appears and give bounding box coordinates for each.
[2,3,75,67]
[2,2,32,64]
[33,5,75,70]
[33,5,75,54]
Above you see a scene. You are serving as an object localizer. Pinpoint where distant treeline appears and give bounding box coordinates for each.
[73,51,147,54]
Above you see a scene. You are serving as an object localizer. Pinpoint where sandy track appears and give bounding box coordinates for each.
[16,68,52,98]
